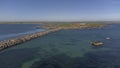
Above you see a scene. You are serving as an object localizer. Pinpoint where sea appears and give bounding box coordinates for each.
[0,24,45,40]
[0,24,120,68]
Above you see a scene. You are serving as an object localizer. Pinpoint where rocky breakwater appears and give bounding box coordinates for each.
[0,28,62,51]
[0,23,107,51]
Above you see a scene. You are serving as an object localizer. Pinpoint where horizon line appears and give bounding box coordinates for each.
[0,20,120,22]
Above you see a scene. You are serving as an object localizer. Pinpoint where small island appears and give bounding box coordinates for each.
[91,41,104,46]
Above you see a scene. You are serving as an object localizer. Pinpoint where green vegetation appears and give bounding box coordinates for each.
[0,22,106,29]
[41,23,106,29]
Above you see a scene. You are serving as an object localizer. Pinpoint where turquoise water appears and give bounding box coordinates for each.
[0,24,120,68]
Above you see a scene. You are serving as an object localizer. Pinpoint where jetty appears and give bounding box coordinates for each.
[0,23,106,51]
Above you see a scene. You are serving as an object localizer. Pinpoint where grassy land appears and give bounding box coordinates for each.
[40,23,106,29]
[0,21,107,29]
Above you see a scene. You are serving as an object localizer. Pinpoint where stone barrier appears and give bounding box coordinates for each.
[0,28,62,51]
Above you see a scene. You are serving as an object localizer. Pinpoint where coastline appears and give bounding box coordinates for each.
[0,23,107,51]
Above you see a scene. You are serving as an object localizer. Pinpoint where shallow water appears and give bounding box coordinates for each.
[0,24,120,68]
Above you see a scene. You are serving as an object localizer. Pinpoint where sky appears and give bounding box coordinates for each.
[0,0,120,21]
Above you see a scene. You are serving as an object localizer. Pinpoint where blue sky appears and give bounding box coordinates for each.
[0,0,120,21]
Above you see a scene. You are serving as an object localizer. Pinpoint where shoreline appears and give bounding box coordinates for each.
[0,23,107,51]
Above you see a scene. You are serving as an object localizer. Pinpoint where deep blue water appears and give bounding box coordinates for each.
[0,24,45,40]
[0,24,120,68]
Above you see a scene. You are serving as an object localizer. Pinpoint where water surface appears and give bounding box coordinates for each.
[0,24,120,68]
[0,24,45,40]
